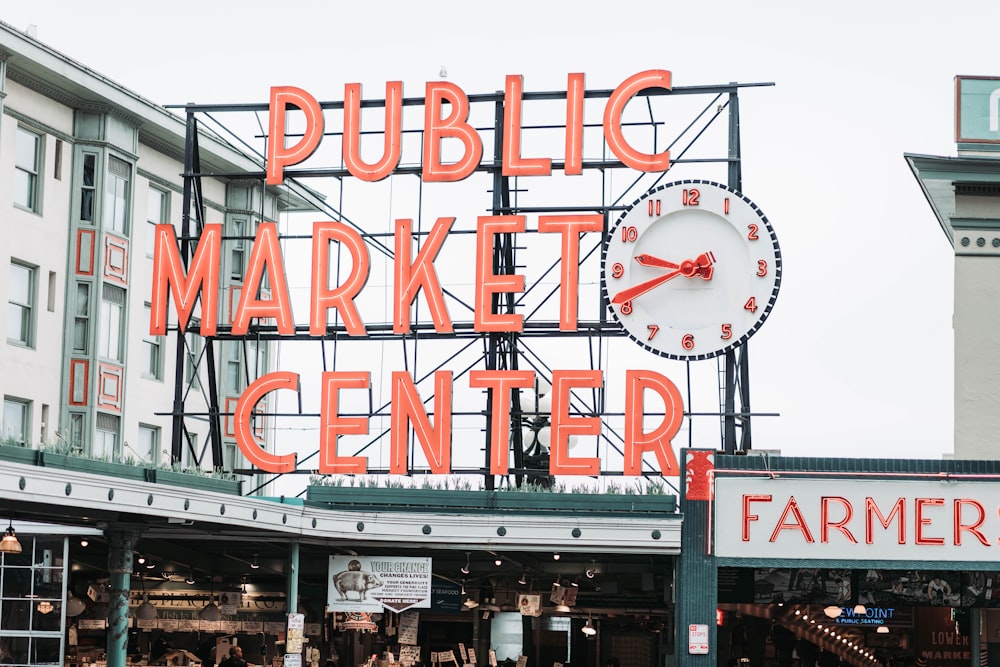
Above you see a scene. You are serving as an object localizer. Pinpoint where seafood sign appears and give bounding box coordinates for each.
[328,556,433,613]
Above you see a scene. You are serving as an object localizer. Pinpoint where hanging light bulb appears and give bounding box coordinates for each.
[135,575,157,621]
[250,554,260,570]
[460,552,470,575]
[0,520,21,554]
[552,552,560,561]
[185,571,196,586]
[581,616,597,636]
[200,580,221,621]
[518,572,527,586]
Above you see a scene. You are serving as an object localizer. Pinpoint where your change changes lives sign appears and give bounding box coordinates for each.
[328,556,433,613]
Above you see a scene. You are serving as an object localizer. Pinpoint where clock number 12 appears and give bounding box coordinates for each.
[682,189,700,206]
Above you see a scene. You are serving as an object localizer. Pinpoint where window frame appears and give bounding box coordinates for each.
[8,261,37,348]
[103,156,131,236]
[98,284,125,363]
[146,186,169,257]
[14,126,43,213]
[141,304,163,380]
[2,396,31,446]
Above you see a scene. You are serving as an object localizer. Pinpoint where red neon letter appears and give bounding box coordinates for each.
[394,217,454,333]
[234,372,297,473]
[310,221,370,336]
[821,496,857,543]
[915,497,945,545]
[549,370,602,476]
[266,86,324,185]
[564,73,585,176]
[769,497,815,543]
[423,82,483,182]
[623,370,683,476]
[231,222,294,335]
[469,370,535,475]
[343,81,402,182]
[150,223,220,335]
[501,75,551,177]
[742,495,771,542]
[390,371,453,474]
[954,498,989,546]
[865,497,905,544]
[538,214,603,330]
[475,215,526,332]
[318,371,369,474]
[604,70,672,172]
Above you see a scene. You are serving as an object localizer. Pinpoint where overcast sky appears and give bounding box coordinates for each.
[5,1,996,485]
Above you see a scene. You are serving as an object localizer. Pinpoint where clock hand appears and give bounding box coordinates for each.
[634,254,680,270]
[611,268,682,304]
[693,251,715,280]
[612,252,716,305]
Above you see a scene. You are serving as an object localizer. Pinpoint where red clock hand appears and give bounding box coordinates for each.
[611,269,682,304]
[634,254,680,270]
[611,252,716,305]
[693,251,715,280]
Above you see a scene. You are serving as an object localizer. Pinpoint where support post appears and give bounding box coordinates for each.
[677,449,718,667]
[105,526,141,667]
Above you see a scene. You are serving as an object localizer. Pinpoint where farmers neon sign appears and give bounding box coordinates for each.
[150,70,685,477]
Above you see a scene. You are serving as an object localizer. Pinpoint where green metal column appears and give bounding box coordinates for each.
[676,449,718,667]
[287,541,300,614]
[105,526,141,667]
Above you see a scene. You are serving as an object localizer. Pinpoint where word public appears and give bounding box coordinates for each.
[265,70,673,184]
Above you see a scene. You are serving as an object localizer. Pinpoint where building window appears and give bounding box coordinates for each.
[69,413,85,451]
[226,340,242,391]
[0,534,68,662]
[186,320,201,390]
[2,397,31,445]
[94,412,119,459]
[231,219,246,279]
[8,262,36,347]
[142,304,162,380]
[80,153,97,223]
[136,424,159,465]
[104,156,130,235]
[98,284,125,362]
[14,127,42,212]
[72,283,91,354]
[146,187,168,257]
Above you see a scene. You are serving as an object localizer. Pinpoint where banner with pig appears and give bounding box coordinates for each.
[328,556,433,613]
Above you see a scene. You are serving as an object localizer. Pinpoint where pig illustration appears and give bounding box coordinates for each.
[333,570,383,601]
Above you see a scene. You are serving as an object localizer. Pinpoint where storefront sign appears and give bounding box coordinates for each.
[328,555,432,613]
[956,75,1000,144]
[716,477,1000,561]
[688,623,709,654]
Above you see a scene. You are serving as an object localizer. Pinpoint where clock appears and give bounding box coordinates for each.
[602,179,781,360]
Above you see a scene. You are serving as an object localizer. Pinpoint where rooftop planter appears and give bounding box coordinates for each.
[148,468,242,495]
[41,452,150,482]
[0,442,42,465]
[0,444,242,495]
[305,484,676,515]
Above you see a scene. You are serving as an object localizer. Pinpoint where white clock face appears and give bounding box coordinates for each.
[602,180,781,360]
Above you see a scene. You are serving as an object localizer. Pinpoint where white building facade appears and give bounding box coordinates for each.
[0,20,301,484]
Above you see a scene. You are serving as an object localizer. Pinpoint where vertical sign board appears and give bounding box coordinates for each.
[689,623,709,654]
[956,75,1000,144]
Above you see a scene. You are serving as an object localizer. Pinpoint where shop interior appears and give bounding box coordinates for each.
[0,518,674,667]
[717,567,986,667]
